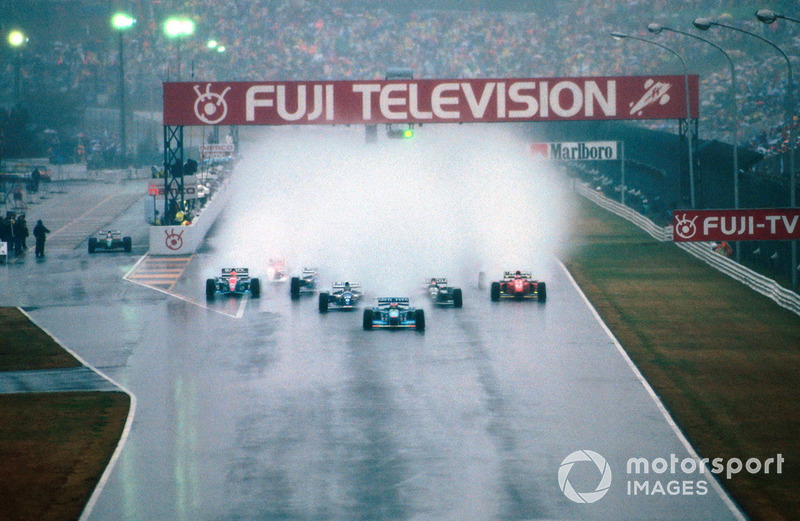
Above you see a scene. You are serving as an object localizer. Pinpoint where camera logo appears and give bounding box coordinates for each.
[193,83,232,124]
[674,213,699,240]
[558,450,613,504]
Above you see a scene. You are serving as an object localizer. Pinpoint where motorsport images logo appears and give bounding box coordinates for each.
[558,450,613,503]
[558,450,784,503]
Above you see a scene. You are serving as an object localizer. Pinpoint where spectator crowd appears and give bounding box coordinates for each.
[1,0,799,156]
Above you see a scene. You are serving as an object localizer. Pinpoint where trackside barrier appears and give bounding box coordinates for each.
[576,182,800,316]
[148,178,232,255]
[577,184,672,242]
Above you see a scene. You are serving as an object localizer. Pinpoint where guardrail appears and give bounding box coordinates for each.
[576,182,800,316]
[577,184,672,242]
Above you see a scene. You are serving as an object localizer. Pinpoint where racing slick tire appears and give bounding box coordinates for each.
[319,292,329,313]
[453,288,463,308]
[537,282,547,302]
[414,309,426,331]
[250,278,261,298]
[490,282,501,301]
[362,309,374,330]
[88,237,97,254]
[123,236,132,252]
[290,277,301,299]
[206,279,216,300]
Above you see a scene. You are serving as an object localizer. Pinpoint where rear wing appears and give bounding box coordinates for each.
[222,268,249,278]
[377,297,409,307]
[333,282,360,289]
[302,267,317,274]
[503,271,532,279]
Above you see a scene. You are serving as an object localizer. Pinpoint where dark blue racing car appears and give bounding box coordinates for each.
[319,282,362,312]
[206,268,261,299]
[362,297,425,331]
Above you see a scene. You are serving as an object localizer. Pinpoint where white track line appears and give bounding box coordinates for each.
[558,260,748,521]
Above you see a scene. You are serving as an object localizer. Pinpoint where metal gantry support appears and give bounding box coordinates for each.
[163,125,185,224]
[678,117,699,208]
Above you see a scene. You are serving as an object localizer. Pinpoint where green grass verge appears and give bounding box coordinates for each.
[0,308,130,521]
[0,391,130,521]
[564,196,800,521]
[0,308,82,371]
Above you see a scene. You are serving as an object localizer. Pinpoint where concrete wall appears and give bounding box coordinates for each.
[148,179,232,255]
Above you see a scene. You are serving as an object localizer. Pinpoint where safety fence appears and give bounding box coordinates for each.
[576,183,800,316]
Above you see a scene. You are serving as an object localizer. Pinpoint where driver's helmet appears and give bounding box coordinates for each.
[105,230,113,238]
[430,278,438,286]
[515,270,522,278]
[344,282,351,291]
[390,301,398,308]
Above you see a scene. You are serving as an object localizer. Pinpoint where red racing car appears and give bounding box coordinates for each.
[490,271,547,302]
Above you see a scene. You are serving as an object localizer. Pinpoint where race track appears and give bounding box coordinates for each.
[3,126,744,520]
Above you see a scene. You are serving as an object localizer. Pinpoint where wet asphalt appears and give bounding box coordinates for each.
[0,136,744,520]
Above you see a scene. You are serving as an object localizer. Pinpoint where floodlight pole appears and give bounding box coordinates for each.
[611,32,696,208]
[694,17,796,290]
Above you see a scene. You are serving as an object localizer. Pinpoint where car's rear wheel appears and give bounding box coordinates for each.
[415,309,426,331]
[123,236,132,252]
[206,279,216,300]
[453,288,463,308]
[250,278,261,298]
[490,282,500,301]
[362,309,373,330]
[88,237,97,254]
[290,277,301,299]
[319,292,329,313]
[537,281,547,302]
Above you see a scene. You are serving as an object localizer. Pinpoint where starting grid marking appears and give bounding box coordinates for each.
[123,253,247,318]
[124,254,193,290]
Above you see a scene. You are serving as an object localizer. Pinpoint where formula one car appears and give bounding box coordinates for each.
[490,271,546,302]
[290,267,319,299]
[266,258,288,282]
[423,278,463,308]
[206,268,261,299]
[319,282,362,312]
[363,298,425,331]
[88,230,132,253]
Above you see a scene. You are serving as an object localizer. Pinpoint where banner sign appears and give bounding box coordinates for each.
[200,144,235,159]
[673,209,800,242]
[148,175,202,200]
[163,75,699,126]
[530,141,618,160]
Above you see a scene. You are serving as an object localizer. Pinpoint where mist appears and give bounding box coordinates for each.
[216,123,575,296]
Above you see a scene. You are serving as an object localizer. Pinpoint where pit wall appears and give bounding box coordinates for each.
[148,179,232,255]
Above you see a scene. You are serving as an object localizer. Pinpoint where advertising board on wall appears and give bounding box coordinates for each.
[530,141,619,160]
[673,209,800,242]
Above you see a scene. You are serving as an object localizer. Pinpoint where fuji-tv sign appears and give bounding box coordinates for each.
[163,75,699,126]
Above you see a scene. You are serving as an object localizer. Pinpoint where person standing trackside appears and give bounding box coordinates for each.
[17,214,29,249]
[33,220,50,258]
